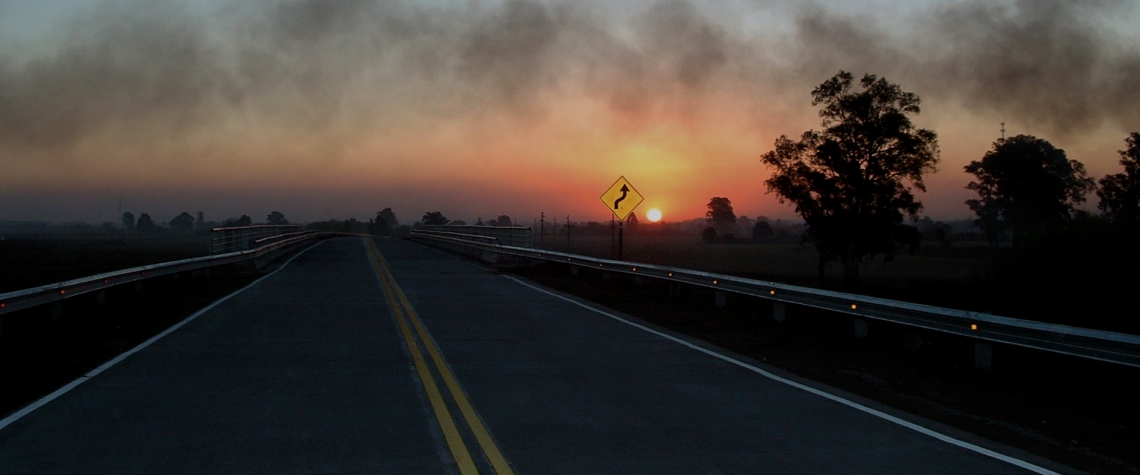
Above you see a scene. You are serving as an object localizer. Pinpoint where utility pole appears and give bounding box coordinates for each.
[539,212,545,247]
[618,218,624,261]
[566,215,572,246]
[1000,122,1006,140]
[611,215,616,258]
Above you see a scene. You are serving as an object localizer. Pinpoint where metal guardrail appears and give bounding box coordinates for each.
[411,230,1140,368]
[211,224,303,254]
[0,231,318,316]
[423,225,532,248]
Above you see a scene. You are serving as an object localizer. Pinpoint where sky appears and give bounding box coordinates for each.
[2,0,1138,225]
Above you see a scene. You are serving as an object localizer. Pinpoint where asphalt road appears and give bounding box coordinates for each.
[0,237,1078,474]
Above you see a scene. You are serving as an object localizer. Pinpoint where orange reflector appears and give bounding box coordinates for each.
[141,271,146,276]
[970,324,978,330]
[668,272,673,277]
[1,302,5,308]
[713,280,718,284]
[59,289,66,295]
[850,304,857,310]
[103,279,109,284]
[770,290,776,295]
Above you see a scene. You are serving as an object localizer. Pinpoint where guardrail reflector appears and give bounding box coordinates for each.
[850,304,857,310]
[632,268,637,272]
[713,279,718,284]
[971,324,978,330]
[668,272,673,277]
[770,290,776,295]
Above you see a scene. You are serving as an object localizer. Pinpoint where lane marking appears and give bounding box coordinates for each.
[370,243,515,475]
[363,239,479,475]
[0,240,326,432]
[502,275,1063,475]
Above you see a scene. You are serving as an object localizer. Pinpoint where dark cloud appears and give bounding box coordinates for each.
[0,0,1136,156]
[793,0,1140,136]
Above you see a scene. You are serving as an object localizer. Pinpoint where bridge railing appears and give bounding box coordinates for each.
[410,230,1140,369]
[210,225,308,255]
[0,230,319,317]
[422,225,532,248]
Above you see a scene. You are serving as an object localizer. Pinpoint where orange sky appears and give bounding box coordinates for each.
[2,1,1138,225]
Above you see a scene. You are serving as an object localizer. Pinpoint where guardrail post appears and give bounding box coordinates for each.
[570,265,579,276]
[634,276,645,287]
[854,318,869,339]
[95,290,106,306]
[51,302,63,320]
[669,283,681,297]
[773,303,786,322]
[134,282,143,293]
[974,342,993,372]
[715,291,727,309]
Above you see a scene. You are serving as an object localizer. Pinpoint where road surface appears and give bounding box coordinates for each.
[0,237,1076,474]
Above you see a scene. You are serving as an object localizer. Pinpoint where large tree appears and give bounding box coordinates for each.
[170,212,196,232]
[761,71,939,288]
[422,211,449,226]
[121,212,135,231]
[1097,132,1140,222]
[267,211,289,225]
[705,197,736,235]
[965,135,1094,245]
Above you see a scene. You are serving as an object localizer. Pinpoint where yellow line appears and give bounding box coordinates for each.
[363,239,479,475]
[369,241,516,475]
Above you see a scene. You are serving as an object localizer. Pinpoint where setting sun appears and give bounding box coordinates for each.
[646,208,662,222]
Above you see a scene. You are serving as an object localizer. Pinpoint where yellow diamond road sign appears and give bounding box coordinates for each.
[600,176,644,222]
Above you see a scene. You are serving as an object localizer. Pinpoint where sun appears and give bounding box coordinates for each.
[646,208,662,222]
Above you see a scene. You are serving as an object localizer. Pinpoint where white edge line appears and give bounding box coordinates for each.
[0,240,325,433]
[502,274,1062,475]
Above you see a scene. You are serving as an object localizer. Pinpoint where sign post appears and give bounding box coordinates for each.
[599,176,644,261]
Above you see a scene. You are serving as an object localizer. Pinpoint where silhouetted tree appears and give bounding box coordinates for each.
[762,71,939,288]
[267,211,289,225]
[196,211,205,230]
[706,197,736,234]
[422,211,449,225]
[369,213,392,236]
[223,215,253,227]
[170,212,195,232]
[701,227,718,243]
[752,221,773,240]
[965,135,1094,246]
[121,212,136,231]
[476,217,484,225]
[495,215,512,226]
[136,213,156,232]
[625,212,639,233]
[1097,132,1140,222]
[377,208,399,227]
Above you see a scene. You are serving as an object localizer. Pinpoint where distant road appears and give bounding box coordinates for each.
[0,237,1076,474]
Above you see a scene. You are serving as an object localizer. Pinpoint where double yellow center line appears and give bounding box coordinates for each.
[363,238,514,475]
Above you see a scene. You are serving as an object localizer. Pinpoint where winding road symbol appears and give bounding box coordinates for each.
[613,185,629,209]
